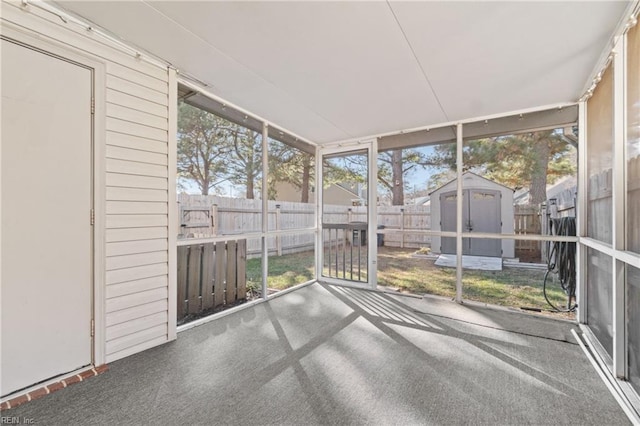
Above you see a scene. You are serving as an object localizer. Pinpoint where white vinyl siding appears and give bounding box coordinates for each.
[1,2,173,364]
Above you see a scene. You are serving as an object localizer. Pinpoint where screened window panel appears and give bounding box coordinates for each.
[267,138,315,231]
[266,232,315,291]
[586,65,614,244]
[628,264,640,394]
[586,248,613,357]
[627,24,640,253]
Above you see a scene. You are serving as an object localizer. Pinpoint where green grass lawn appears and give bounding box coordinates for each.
[247,247,574,318]
[246,250,315,292]
[377,247,572,316]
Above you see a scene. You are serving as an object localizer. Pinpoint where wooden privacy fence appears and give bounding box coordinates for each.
[587,168,613,243]
[177,239,247,321]
[514,205,541,257]
[178,194,432,251]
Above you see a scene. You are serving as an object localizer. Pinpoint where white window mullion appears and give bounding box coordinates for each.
[456,123,463,303]
[315,144,323,282]
[261,122,269,300]
[368,139,378,289]
[577,101,588,324]
[613,36,627,379]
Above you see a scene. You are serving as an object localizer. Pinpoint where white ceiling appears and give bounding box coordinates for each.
[57,1,630,145]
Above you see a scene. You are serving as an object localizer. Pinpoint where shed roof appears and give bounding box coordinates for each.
[428,172,515,196]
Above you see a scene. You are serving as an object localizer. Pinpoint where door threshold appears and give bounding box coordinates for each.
[0,364,108,410]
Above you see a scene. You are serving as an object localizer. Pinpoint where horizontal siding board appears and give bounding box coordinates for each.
[107,103,169,131]
[107,62,168,94]
[106,287,168,313]
[106,299,167,327]
[106,276,167,299]
[106,201,168,215]
[106,214,168,229]
[107,117,167,142]
[107,131,168,154]
[106,263,168,286]
[106,158,168,178]
[106,173,168,190]
[105,336,167,364]
[106,251,168,272]
[106,324,167,355]
[106,145,168,166]
[106,74,168,106]
[106,89,168,118]
[1,2,168,81]
[106,311,168,341]
[106,239,168,257]
[106,227,167,243]
[106,187,167,202]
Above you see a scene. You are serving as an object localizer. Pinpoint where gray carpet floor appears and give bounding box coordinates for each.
[4,283,630,425]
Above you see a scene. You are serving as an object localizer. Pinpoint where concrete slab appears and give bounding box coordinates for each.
[435,254,503,271]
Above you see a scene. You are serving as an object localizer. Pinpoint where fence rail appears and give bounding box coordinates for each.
[178,194,432,250]
[177,239,247,323]
[178,185,588,261]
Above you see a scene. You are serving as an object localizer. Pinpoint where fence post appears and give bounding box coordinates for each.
[549,198,558,219]
[400,207,405,248]
[347,207,352,223]
[211,204,218,236]
[276,204,282,256]
[177,201,183,238]
[540,202,548,261]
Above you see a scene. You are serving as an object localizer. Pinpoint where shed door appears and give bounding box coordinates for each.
[1,39,93,397]
[440,189,501,257]
[439,191,463,255]
[467,190,501,257]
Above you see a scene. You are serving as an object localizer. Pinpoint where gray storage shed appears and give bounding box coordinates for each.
[430,172,515,258]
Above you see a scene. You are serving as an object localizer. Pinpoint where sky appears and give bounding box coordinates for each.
[178,145,443,197]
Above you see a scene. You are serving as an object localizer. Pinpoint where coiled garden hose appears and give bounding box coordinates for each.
[543,217,578,312]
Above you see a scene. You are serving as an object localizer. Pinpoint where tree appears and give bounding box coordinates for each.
[226,124,263,199]
[177,102,230,195]
[318,148,443,206]
[430,130,576,205]
[377,148,445,205]
[267,139,314,202]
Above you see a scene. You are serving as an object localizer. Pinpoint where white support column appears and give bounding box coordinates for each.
[369,139,379,289]
[456,123,463,303]
[167,67,178,341]
[577,101,588,324]
[262,122,269,299]
[612,36,627,379]
[315,145,323,281]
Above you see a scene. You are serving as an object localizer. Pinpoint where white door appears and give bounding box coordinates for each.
[319,141,377,288]
[1,39,93,397]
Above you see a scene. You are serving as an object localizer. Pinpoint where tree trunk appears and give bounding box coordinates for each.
[201,165,210,195]
[246,173,254,199]
[391,149,404,205]
[529,133,551,205]
[301,154,311,203]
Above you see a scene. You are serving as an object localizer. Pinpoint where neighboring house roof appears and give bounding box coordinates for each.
[334,182,361,198]
[513,175,577,205]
